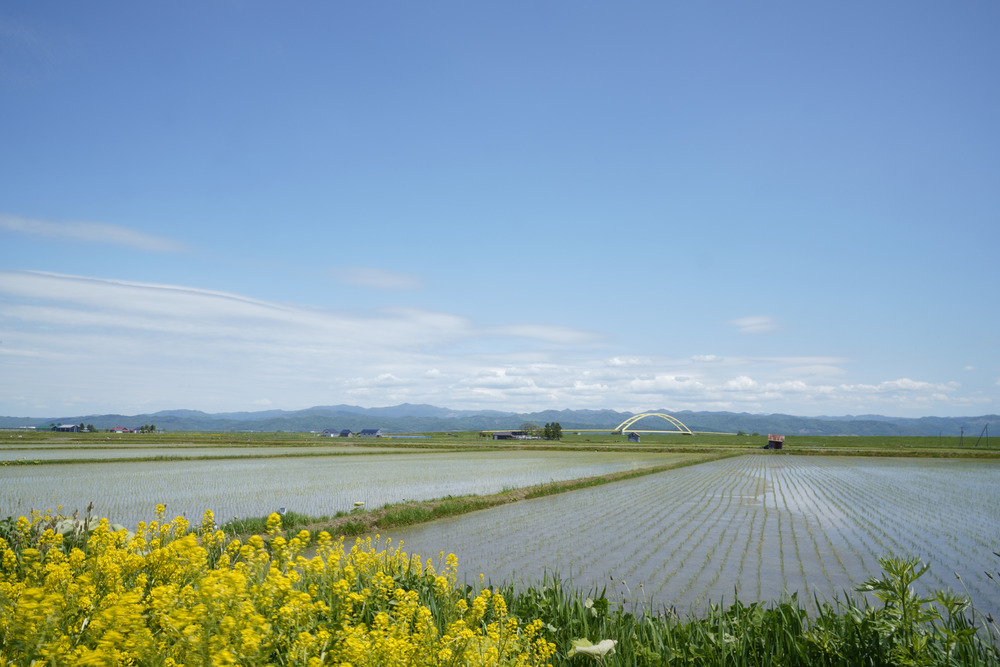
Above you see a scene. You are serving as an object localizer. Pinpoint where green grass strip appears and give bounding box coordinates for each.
[230,452,737,540]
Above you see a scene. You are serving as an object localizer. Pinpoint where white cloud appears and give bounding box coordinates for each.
[0,214,186,252]
[728,315,778,334]
[572,379,609,392]
[764,356,847,366]
[607,356,647,367]
[332,267,423,290]
[840,378,959,394]
[0,270,601,413]
[628,375,702,393]
[724,376,758,391]
[467,369,539,390]
[0,270,989,418]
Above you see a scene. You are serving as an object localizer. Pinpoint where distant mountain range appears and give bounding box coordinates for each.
[1,403,996,437]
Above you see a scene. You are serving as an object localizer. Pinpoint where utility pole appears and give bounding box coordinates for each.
[974,424,989,449]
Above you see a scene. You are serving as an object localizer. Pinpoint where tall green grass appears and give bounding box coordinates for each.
[500,555,1000,666]
[380,496,504,527]
[221,509,325,534]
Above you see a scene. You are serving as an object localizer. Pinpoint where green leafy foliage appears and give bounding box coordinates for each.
[498,558,998,666]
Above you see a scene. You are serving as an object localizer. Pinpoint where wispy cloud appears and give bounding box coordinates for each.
[0,270,984,417]
[0,271,599,412]
[0,214,186,252]
[0,17,47,57]
[332,267,423,290]
[728,315,778,334]
[492,324,602,346]
[844,378,959,394]
[0,16,59,83]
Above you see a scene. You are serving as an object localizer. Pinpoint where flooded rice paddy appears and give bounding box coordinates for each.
[4,447,997,615]
[0,450,692,527]
[0,444,413,460]
[384,454,1000,615]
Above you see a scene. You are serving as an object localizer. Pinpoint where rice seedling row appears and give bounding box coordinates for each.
[779,467,832,591]
[802,460,959,592]
[669,462,755,603]
[772,458,954,594]
[608,460,744,600]
[785,469,851,586]
[755,456,999,603]
[0,450,694,528]
[384,454,1000,616]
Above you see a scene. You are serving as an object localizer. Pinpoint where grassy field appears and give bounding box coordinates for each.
[3,427,995,452]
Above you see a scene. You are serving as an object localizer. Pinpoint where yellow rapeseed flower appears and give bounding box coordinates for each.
[0,506,555,667]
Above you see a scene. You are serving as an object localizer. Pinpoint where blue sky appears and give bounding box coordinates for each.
[1,1,997,418]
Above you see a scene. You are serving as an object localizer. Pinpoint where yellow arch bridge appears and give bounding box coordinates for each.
[612,412,693,435]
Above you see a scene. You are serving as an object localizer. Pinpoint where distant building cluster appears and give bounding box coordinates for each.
[491,430,533,440]
[320,428,383,438]
[49,425,156,433]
